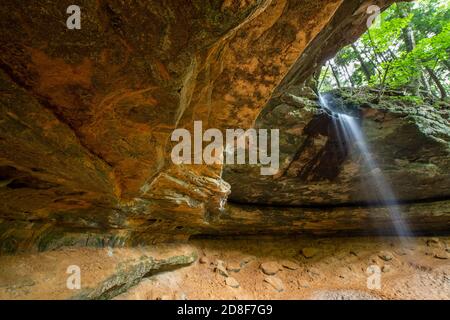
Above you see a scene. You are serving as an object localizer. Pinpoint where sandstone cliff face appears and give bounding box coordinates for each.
[220,88,450,236]
[2,0,446,254]
[224,89,450,206]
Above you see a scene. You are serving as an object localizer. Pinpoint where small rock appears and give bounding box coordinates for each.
[155,295,171,300]
[215,260,229,277]
[225,277,240,288]
[280,260,299,270]
[378,251,393,261]
[426,238,440,246]
[382,265,391,273]
[216,265,229,277]
[427,238,443,250]
[260,262,281,275]
[264,276,284,292]
[301,247,319,258]
[240,256,255,266]
[433,250,448,260]
[226,262,241,273]
[199,256,209,264]
[349,250,358,257]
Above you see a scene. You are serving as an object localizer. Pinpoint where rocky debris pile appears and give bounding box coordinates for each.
[197,255,305,293]
[264,276,284,292]
[3,237,449,300]
[280,260,300,270]
[225,277,240,288]
[194,237,450,297]
[425,238,449,260]
[121,237,450,300]
[260,262,282,275]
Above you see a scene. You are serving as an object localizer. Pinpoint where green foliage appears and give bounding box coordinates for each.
[361,14,413,53]
[388,21,450,87]
[394,95,425,105]
[320,0,450,100]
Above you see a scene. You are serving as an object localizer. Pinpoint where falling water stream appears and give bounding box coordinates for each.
[319,94,412,238]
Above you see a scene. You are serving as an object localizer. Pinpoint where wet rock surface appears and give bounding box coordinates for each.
[224,89,450,207]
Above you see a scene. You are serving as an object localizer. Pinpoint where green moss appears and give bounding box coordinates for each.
[71,251,197,300]
[392,95,424,105]
[1,236,18,254]
[37,230,65,252]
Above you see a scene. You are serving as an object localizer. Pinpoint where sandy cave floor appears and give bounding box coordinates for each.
[0,236,449,300]
[116,237,450,300]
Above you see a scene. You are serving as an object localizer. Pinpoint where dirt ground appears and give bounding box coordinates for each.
[0,244,195,299]
[0,236,448,300]
[116,236,449,300]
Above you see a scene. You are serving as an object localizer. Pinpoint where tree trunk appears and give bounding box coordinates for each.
[340,64,354,88]
[425,74,439,99]
[318,64,330,92]
[397,6,416,52]
[426,66,447,99]
[442,60,450,73]
[420,74,432,97]
[361,45,381,75]
[366,30,394,88]
[309,65,322,93]
[351,44,372,82]
[396,3,421,96]
[330,62,341,89]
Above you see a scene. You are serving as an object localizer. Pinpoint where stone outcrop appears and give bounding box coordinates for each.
[1,0,447,253]
[224,89,450,206]
[0,244,196,299]
[209,200,450,236]
[220,89,449,236]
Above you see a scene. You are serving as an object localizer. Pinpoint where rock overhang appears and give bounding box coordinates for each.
[0,0,447,253]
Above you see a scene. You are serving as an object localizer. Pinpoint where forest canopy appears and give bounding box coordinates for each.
[318,0,450,101]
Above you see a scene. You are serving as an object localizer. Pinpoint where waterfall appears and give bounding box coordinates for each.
[319,94,412,237]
